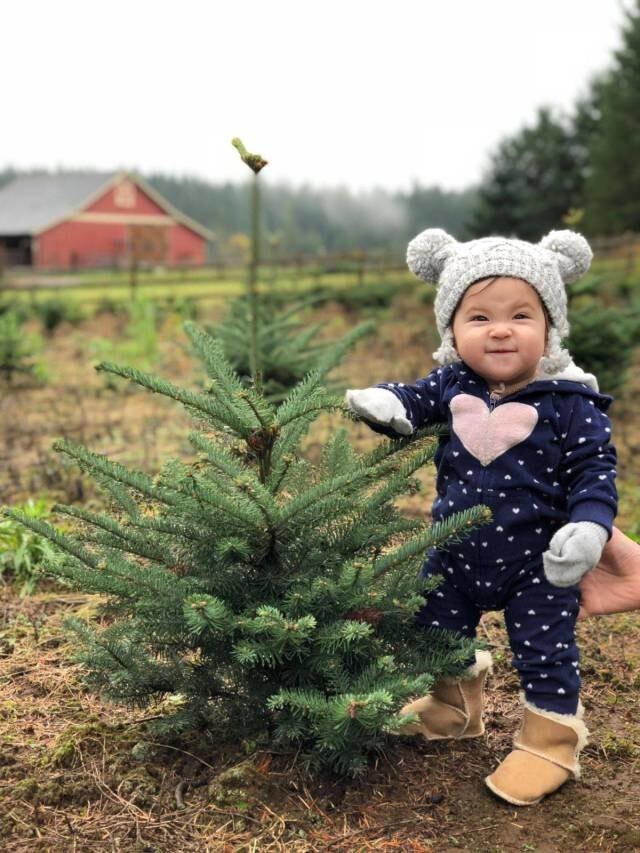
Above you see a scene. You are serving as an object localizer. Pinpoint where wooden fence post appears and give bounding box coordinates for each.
[357,250,366,287]
[129,255,138,300]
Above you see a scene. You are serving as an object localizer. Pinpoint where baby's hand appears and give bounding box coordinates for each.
[543,522,608,588]
[344,388,413,435]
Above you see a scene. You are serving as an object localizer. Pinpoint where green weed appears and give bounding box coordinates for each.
[0,497,60,595]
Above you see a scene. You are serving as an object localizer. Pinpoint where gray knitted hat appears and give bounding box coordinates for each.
[406,228,593,374]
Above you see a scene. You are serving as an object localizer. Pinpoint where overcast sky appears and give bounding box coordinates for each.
[2,1,632,193]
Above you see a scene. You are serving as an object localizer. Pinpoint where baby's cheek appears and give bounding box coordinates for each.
[519,330,544,356]
[455,330,481,351]
[529,326,547,349]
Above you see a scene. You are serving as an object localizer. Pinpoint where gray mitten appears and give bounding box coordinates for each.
[543,521,608,588]
[344,388,413,435]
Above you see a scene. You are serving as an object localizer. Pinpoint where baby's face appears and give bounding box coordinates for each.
[451,277,547,386]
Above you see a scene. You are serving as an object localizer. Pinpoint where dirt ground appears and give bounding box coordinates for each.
[1,590,638,851]
[1,294,639,851]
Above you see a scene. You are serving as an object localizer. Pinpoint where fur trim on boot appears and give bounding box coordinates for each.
[394,649,493,741]
[484,693,589,806]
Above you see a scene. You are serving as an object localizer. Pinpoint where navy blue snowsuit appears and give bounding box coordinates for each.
[365,361,617,714]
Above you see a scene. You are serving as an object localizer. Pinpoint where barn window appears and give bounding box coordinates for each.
[114,180,136,208]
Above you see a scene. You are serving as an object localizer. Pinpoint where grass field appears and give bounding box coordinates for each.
[2,260,413,306]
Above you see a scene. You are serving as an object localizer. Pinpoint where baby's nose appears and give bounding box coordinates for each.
[490,325,512,336]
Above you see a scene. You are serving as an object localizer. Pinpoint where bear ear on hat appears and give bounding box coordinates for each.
[406,228,458,283]
[539,229,593,284]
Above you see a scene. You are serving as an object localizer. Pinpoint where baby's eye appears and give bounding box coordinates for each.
[514,313,529,319]
[470,315,487,321]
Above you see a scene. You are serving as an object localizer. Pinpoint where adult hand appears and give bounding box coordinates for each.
[578,526,640,619]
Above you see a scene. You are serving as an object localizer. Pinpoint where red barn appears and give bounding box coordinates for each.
[0,171,214,269]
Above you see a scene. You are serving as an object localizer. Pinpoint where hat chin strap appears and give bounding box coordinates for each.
[432,327,460,366]
[433,325,573,375]
[538,327,573,374]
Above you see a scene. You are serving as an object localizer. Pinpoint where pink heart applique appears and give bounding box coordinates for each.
[450,394,538,466]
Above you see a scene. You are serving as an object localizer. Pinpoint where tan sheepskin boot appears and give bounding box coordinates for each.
[395,649,493,740]
[485,695,589,806]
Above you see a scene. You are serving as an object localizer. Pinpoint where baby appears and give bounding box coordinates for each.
[346,228,617,806]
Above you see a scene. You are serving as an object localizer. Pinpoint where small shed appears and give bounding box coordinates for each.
[0,171,214,269]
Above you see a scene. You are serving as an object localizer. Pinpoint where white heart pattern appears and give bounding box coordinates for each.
[450,394,538,466]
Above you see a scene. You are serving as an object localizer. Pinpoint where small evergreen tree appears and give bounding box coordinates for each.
[89,296,159,389]
[567,302,640,395]
[206,292,374,402]
[5,321,491,775]
[0,310,45,385]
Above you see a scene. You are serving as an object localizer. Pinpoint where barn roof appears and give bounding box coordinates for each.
[0,171,214,240]
[0,173,113,235]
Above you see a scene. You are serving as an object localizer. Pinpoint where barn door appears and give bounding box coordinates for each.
[128,225,167,264]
